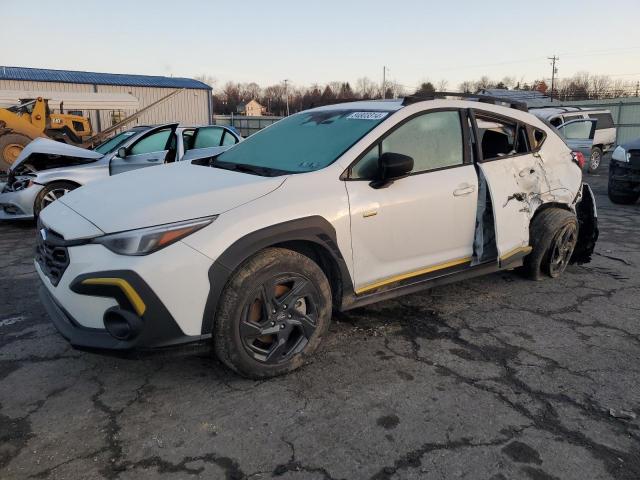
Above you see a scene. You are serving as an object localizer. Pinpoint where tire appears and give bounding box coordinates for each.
[522,208,579,281]
[588,146,602,173]
[214,247,332,378]
[0,133,31,171]
[33,181,79,217]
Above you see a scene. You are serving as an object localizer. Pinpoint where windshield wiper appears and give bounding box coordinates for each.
[211,160,289,177]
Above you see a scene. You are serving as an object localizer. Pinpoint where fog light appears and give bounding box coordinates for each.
[103,306,143,340]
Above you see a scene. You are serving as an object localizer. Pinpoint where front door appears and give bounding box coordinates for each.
[110,124,178,175]
[345,109,478,294]
[557,119,596,159]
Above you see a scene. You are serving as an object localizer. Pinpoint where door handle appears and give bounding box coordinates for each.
[453,185,475,196]
[146,158,159,162]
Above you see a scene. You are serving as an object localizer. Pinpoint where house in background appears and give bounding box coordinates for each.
[237,99,266,116]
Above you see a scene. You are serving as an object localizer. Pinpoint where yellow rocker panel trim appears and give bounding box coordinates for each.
[355,245,532,295]
[81,278,147,316]
[356,256,472,295]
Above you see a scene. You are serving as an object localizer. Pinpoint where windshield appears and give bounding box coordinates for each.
[215,109,390,173]
[94,130,140,155]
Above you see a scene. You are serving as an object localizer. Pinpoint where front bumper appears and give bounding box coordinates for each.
[39,269,207,350]
[0,183,42,220]
[609,158,640,193]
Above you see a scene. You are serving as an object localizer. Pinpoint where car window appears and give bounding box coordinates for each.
[351,111,464,178]
[549,117,563,128]
[216,109,388,174]
[182,130,195,151]
[515,125,530,153]
[558,121,593,140]
[129,129,171,155]
[476,115,520,160]
[94,130,138,154]
[221,130,238,146]
[193,127,225,149]
[351,143,381,179]
[531,128,546,150]
[588,113,614,130]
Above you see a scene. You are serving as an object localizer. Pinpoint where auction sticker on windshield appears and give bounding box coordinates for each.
[346,112,388,120]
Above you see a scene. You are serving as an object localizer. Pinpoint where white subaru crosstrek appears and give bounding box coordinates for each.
[36,95,598,378]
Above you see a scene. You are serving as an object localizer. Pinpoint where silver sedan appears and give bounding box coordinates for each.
[0,124,241,220]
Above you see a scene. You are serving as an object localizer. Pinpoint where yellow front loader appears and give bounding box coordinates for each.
[0,97,92,170]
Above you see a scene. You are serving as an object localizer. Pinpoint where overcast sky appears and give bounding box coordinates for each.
[2,0,639,91]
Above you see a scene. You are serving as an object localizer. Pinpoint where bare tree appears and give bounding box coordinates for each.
[437,79,449,91]
[240,82,261,101]
[458,81,474,93]
[355,77,377,99]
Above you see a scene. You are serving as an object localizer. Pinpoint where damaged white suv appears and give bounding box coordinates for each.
[36,94,598,378]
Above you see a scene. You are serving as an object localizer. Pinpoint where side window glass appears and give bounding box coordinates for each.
[558,121,593,140]
[515,126,530,154]
[549,117,562,127]
[380,110,463,173]
[531,128,546,150]
[193,127,224,149]
[130,129,171,155]
[351,144,380,179]
[182,130,195,151]
[221,130,238,146]
[476,115,517,160]
[588,113,614,130]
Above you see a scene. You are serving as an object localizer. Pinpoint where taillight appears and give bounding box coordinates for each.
[571,151,586,169]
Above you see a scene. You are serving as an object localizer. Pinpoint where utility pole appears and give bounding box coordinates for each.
[636,81,639,97]
[283,79,290,116]
[382,66,388,99]
[548,55,558,102]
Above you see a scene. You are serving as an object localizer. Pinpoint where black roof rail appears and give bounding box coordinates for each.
[402,92,529,112]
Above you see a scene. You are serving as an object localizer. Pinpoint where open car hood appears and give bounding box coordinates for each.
[58,161,286,233]
[11,138,103,173]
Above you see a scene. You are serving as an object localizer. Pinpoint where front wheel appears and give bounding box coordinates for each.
[522,208,579,280]
[214,248,332,378]
[33,181,78,217]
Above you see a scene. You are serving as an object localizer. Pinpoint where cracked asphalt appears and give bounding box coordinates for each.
[1,157,639,480]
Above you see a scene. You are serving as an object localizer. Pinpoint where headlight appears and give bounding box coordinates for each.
[93,216,216,255]
[612,146,629,162]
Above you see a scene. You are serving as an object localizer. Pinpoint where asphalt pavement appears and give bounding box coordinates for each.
[1,157,639,480]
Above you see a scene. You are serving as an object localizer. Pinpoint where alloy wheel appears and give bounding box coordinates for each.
[41,188,70,209]
[590,150,601,171]
[240,274,320,364]
[549,224,578,277]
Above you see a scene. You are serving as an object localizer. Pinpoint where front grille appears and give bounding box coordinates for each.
[629,150,640,169]
[35,227,69,286]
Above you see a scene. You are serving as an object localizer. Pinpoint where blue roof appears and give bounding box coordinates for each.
[0,66,211,90]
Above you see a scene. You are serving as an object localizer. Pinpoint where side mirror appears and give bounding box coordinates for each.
[117,147,127,159]
[370,152,414,189]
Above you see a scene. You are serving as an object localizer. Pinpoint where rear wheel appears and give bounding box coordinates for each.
[522,208,579,280]
[588,146,603,173]
[214,248,332,378]
[33,181,78,217]
[0,133,31,171]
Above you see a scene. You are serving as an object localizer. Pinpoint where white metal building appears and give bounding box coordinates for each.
[0,66,213,132]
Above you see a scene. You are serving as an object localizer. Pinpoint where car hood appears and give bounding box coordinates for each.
[58,161,287,233]
[11,138,103,172]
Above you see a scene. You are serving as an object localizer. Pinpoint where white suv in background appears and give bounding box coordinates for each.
[35,94,598,378]
[530,106,616,173]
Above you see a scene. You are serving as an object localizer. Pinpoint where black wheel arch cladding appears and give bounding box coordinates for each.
[200,216,353,335]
